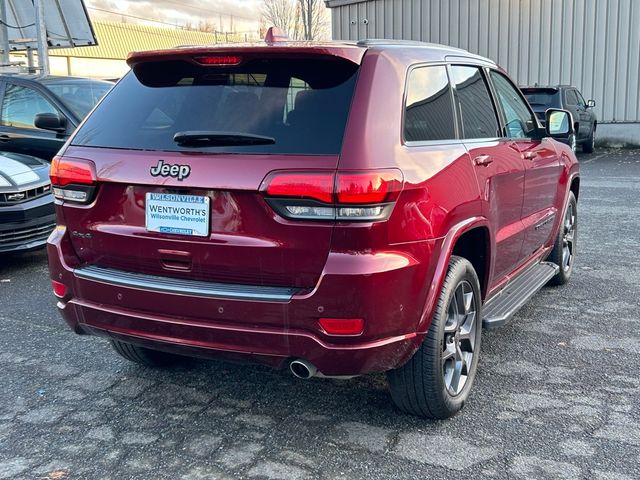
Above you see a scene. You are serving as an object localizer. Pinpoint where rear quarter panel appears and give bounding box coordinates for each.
[336,49,483,335]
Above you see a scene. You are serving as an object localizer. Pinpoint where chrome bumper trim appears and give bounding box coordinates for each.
[74,265,300,303]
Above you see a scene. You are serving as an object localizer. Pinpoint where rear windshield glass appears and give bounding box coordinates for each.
[71,57,359,155]
[522,90,561,109]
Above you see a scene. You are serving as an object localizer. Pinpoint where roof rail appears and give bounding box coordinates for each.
[356,39,428,47]
[356,39,472,55]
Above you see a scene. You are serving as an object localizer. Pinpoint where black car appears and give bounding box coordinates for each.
[0,75,112,161]
[0,152,55,252]
[521,85,597,153]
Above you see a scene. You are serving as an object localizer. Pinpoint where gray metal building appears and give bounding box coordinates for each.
[326,0,640,146]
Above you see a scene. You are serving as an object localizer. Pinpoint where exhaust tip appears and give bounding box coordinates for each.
[290,359,317,379]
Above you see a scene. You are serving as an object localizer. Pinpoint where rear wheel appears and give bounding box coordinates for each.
[547,191,577,285]
[582,128,595,153]
[387,256,482,419]
[110,339,183,367]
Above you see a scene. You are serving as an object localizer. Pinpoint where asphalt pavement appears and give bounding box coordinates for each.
[0,149,639,480]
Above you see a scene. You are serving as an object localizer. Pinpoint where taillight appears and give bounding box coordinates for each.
[262,169,403,221]
[266,172,334,203]
[50,156,97,203]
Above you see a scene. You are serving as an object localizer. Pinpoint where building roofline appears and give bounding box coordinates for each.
[325,0,367,7]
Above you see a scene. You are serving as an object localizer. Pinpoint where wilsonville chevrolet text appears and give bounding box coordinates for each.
[47,34,579,418]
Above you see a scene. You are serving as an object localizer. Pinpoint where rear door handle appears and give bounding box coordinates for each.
[0,134,11,142]
[473,154,493,166]
[522,152,538,160]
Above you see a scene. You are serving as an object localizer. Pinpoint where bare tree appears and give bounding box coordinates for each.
[262,0,329,40]
[298,0,329,40]
[184,20,219,33]
[261,0,302,39]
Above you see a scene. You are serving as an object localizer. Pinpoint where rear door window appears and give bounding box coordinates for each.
[403,65,456,142]
[450,66,500,139]
[1,84,58,129]
[72,57,359,155]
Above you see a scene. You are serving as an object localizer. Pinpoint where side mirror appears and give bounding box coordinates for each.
[587,99,596,108]
[545,109,574,139]
[34,112,67,133]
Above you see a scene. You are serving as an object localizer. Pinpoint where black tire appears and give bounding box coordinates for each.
[547,191,577,286]
[110,339,182,367]
[387,256,482,419]
[582,128,595,153]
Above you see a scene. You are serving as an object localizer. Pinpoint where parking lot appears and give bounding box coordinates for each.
[0,149,639,480]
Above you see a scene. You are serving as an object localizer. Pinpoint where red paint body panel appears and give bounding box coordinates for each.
[47,42,579,376]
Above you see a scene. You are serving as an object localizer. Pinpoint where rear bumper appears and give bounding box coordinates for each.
[57,299,419,375]
[48,226,438,376]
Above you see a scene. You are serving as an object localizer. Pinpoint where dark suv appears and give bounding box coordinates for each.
[0,75,112,161]
[47,38,579,418]
[521,85,597,153]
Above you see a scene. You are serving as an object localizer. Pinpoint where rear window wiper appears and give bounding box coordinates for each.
[173,131,276,147]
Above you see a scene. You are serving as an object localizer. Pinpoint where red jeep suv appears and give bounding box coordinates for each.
[47,38,579,418]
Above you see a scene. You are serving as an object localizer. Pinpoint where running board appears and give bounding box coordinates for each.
[482,262,559,329]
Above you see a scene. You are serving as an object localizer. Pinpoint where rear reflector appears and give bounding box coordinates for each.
[319,318,364,336]
[194,55,242,66]
[51,280,67,298]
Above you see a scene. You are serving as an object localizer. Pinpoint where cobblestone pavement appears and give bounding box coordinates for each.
[1,150,639,480]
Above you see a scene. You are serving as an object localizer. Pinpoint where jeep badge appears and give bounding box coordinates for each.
[150,159,191,181]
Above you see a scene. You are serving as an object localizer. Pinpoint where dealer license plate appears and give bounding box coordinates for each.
[145,193,210,237]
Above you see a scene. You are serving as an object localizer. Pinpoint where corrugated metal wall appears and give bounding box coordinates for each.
[329,0,640,123]
[50,21,251,60]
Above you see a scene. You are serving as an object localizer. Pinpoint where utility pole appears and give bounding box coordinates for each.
[0,0,10,65]
[34,0,49,75]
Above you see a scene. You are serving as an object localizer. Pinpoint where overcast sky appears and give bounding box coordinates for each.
[85,0,263,33]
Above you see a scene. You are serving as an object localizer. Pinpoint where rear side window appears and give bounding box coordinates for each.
[1,84,58,129]
[72,57,358,155]
[404,66,456,142]
[450,66,499,139]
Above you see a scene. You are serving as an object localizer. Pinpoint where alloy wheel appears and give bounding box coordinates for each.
[562,201,576,272]
[442,280,477,397]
